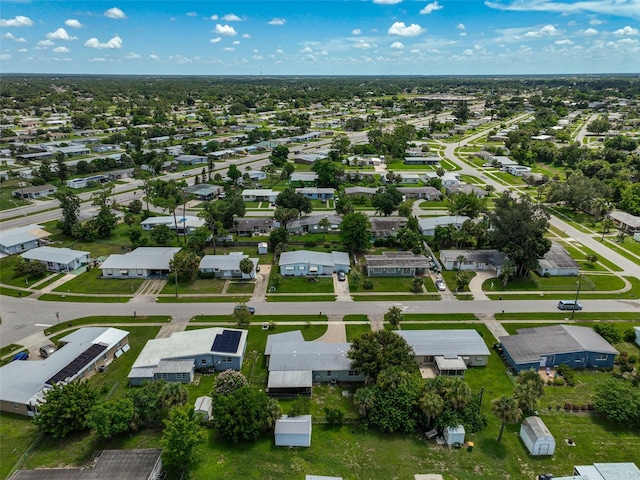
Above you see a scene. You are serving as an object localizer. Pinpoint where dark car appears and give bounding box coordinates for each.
[235,305,256,315]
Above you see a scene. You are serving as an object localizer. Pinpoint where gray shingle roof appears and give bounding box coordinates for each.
[268,341,352,372]
[500,325,619,364]
[364,252,430,269]
[100,247,180,271]
[538,242,579,269]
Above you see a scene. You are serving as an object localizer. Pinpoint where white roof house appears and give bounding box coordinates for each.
[241,188,278,202]
[573,463,640,480]
[21,246,90,272]
[0,224,50,255]
[100,247,181,278]
[0,327,129,417]
[279,250,350,276]
[199,252,259,279]
[140,216,206,234]
[418,216,470,236]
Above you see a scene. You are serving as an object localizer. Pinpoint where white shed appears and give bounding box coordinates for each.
[520,416,555,456]
[444,425,465,446]
[194,395,213,421]
[275,414,312,447]
[258,242,268,255]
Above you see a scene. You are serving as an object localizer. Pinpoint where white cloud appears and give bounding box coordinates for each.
[457,23,466,30]
[47,28,77,41]
[210,15,219,20]
[253,54,263,60]
[215,24,237,36]
[84,35,123,49]
[221,47,235,51]
[2,32,26,42]
[555,39,573,45]
[583,27,599,35]
[613,26,639,36]
[125,52,141,59]
[388,21,425,36]
[352,28,362,35]
[0,54,12,60]
[104,7,126,19]
[232,40,240,45]
[37,39,54,46]
[186,12,198,17]
[0,16,33,27]
[242,33,251,38]
[463,48,474,55]
[301,46,313,53]
[268,18,286,25]
[390,41,404,49]
[210,37,222,43]
[88,57,106,62]
[149,54,159,60]
[52,46,70,53]
[485,0,640,21]
[222,13,242,21]
[420,1,443,14]
[590,18,603,25]
[276,48,284,54]
[524,24,559,38]
[65,19,83,28]
[354,41,372,49]
[373,0,402,4]
[17,48,27,53]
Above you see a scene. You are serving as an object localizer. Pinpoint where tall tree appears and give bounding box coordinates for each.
[489,193,551,276]
[213,370,249,396]
[54,189,81,236]
[34,381,98,438]
[91,186,118,238]
[492,396,522,443]
[239,257,254,276]
[227,164,241,185]
[275,187,312,214]
[347,330,415,382]
[169,250,200,281]
[269,145,289,167]
[87,397,135,439]
[372,187,403,216]
[339,212,371,254]
[161,407,205,473]
[384,306,403,330]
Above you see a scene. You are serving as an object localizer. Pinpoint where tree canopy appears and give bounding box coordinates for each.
[35,381,98,438]
[347,330,415,382]
[339,212,371,253]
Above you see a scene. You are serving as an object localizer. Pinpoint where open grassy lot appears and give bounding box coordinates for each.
[343,314,369,322]
[226,280,255,294]
[0,412,41,479]
[159,277,225,295]
[268,276,334,293]
[481,272,624,292]
[352,293,439,301]
[156,295,251,303]
[0,255,49,288]
[403,313,478,322]
[43,315,169,336]
[38,293,131,303]
[53,267,144,294]
[349,275,419,293]
[346,324,373,342]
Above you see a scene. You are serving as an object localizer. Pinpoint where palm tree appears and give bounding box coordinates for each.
[601,217,615,235]
[354,387,376,417]
[514,382,539,413]
[239,257,255,277]
[443,377,471,410]
[384,306,403,330]
[419,390,444,425]
[318,217,331,241]
[492,395,522,442]
[591,197,610,221]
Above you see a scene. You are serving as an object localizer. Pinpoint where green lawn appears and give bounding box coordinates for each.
[53,267,144,294]
[37,294,132,303]
[481,272,624,293]
[159,277,225,295]
[343,314,369,322]
[403,313,478,322]
[43,315,170,336]
[352,294,439,301]
[349,275,418,293]
[268,276,335,293]
[345,324,373,342]
[267,294,337,302]
[156,295,251,303]
[226,281,256,295]
[0,255,49,288]
[0,412,41,479]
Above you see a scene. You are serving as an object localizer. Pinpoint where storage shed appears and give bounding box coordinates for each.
[258,242,268,254]
[275,415,312,447]
[520,416,555,456]
[443,425,465,446]
[194,395,213,421]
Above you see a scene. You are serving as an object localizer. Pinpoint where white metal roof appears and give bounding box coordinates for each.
[397,330,490,357]
[0,224,49,248]
[418,216,470,231]
[21,246,89,265]
[100,247,181,271]
[275,415,312,435]
[268,370,312,388]
[279,250,350,268]
[199,254,258,271]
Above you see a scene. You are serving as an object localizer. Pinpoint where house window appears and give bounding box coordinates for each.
[157,373,169,379]
[200,359,207,365]
[221,357,232,363]
[348,370,359,376]
[595,354,608,361]
[13,403,18,409]
[327,371,332,377]
[476,357,484,361]
[298,266,305,270]
[176,372,190,380]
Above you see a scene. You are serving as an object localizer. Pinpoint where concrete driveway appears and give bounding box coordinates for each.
[333,272,352,301]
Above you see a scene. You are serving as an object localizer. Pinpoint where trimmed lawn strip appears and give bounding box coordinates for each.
[226,281,256,294]
[38,294,131,303]
[267,295,337,302]
[481,273,624,293]
[53,268,144,295]
[0,255,49,288]
[352,294,440,301]
[159,277,225,295]
[156,295,251,303]
[0,413,40,479]
[403,313,478,321]
[502,312,640,321]
[0,287,25,297]
[440,270,476,293]
[0,343,23,358]
[44,316,169,336]
[602,238,640,267]
[343,314,369,322]
[268,276,334,294]
[346,324,373,342]
[349,275,419,293]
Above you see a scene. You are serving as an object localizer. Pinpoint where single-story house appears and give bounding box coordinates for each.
[241,188,278,203]
[279,250,350,276]
[364,251,430,277]
[395,173,422,184]
[287,214,341,235]
[0,224,50,255]
[140,216,206,235]
[440,249,507,275]
[397,330,490,377]
[343,186,378,199]
[506,165,532,176]
[107,168,135,180]
[194,396,213,421]
[246,170,267,181]
[423,171,460,187]
[445,184,487,197]
[290,172,318,185]
[128,328,247,386]
[369,217,407,238]
[148,136,170,143]
[274,415,312,447]
[100,247,181,279]
[572,463,640,480]
[55,145,90,156]
[175,154,207,165]
[265,330,364,397]
[398,186,442,200]
[0,327,129,416]
[295,187,335,201]
[492,156,518,168]
[199,252,259,279]
[536,242,579,277]
[12,184,57,199]
[21,246,90,272]
[92,144,119,153]
[66,174,109,189]
[607,210,640,233]
[234,218,277,236]
[9,449,163,480]
[418,216,470,237]
[520,416,555,456]
[184,183,222,201]
[499,325,619,373]
[294,153,326,165]
[403,156,440,165]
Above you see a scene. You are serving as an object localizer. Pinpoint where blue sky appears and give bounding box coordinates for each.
[1,1,639,75]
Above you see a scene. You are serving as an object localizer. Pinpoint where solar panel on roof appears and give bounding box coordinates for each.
[47,344,107,384]
[212,330,241,354]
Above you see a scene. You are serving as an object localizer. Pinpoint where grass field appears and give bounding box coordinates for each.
[0,255,49,288]
[53,267,144,294]
[349,275,418,293]
[268,276,335,293]
[159,277,226,295]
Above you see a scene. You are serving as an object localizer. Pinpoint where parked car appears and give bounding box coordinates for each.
[234,305,255,315]
[39,344,56,358]
[435,279,446,291]
[557,300,582,311]
[337,271,346,281]
[12,352,29,361]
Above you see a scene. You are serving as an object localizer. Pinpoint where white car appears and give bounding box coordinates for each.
[435,279,446,291]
